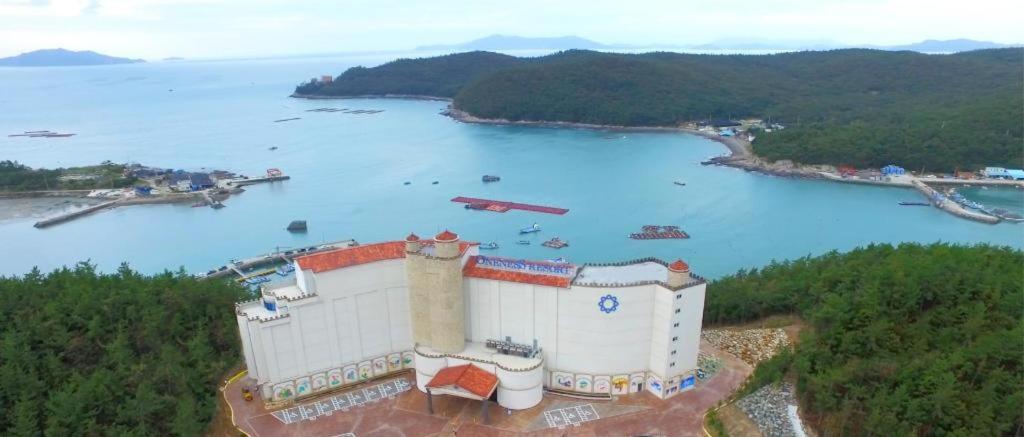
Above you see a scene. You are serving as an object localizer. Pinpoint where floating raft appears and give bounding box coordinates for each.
[629,225,689,240]
[452,196,568,215]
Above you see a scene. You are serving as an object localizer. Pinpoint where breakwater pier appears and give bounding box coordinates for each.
[229,175,291,187]
[33,200,120,228]
[911,180,1000,224]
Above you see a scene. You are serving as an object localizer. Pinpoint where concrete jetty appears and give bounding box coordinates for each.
[32,193,200,228]
[230,175,290,187]
[33,200,119,228]
[911,180,1000,224]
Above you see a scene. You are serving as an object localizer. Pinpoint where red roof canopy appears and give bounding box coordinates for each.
[295,242,406,273]
[435,230,459,242]
[295,240,476,273]
[405,233,420,242]
[425,364,498,399]
[668,259,690,272]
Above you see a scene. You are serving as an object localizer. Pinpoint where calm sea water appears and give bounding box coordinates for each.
[1,55,1022,278]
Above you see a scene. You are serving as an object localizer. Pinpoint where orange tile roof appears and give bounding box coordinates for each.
[425,364,498,399]
[295,241,406,273]
[668,259,690,272]
[462,256,573,288]
[405,233,420,242]
[435,230,459,242]
[295,239,476,273]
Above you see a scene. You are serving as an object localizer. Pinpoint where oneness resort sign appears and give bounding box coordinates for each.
[475,255,576,276]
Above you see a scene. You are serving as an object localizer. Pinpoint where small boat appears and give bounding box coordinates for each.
[480,242,499,250]
[276,264,295,276]
[268,146,278,151]
[520,223,541,234]
[898,201,931,206]
[432,181,439,185]
[482,175,501,182]
[211,202,226,209]
[674,181,686,186]
[403,181,411,185]
[516,240,530,245]
[542,237,568,249]
[245,276,271,285]
[547,257,568,263]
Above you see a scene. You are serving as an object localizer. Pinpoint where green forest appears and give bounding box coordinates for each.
[0,161,137,192]
[298,49,1024,171]
[0,244,1019,435]
[704,243,1023,435]
[0,264,250,436]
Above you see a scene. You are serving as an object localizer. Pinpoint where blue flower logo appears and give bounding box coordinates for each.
[598,294,619,314]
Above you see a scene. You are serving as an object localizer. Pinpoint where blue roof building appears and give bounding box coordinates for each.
[189,173,214,191]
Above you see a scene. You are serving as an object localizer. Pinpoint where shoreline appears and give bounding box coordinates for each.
[444,107,755,159]
[290,93,453,102]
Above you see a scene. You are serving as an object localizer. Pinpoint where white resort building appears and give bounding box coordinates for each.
[235,230,707,410]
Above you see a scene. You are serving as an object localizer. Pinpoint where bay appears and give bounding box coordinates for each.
[1,55,1021,278]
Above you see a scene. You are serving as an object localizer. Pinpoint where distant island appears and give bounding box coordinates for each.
[294,48,1023,172]
[412,35,1020,54]
[416,34,607,51]
[690,38,1018,53]
[0,48,144,67]
[162,56,186,62]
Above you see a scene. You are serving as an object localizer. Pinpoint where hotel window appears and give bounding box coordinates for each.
[670,362,676,367]
[673,322,679,327]
[675,308,681,314]
[672,336,678,341]
[676,294,681,299]
[671,350,677,355]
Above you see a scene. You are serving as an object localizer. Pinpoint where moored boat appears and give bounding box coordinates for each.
[519,223,541,234]
[480,242,499,250]
[276,264,295,276]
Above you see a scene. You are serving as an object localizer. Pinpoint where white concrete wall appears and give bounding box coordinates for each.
[465,279,662,377]
[247,259,414,386]
[237,313,260,380]
[648,288,674,378]
[464,279,560,367]
[675,282,707,373]
[556,284,656,375]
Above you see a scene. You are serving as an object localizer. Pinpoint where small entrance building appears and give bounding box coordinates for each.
[425,364,499,423]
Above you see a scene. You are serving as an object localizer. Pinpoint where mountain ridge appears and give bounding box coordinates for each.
[0,48,144,67]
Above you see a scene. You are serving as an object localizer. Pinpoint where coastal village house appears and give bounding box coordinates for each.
[235,230,707,410]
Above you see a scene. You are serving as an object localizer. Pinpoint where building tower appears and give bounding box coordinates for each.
[667,259,691,288]
[405,229,467,354]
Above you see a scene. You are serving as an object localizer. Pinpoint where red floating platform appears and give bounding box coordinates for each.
[452,196,569,215]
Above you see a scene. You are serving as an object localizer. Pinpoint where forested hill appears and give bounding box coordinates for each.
[704,243,1023,435]
[295,51,521,98]
[296,49,1023,171]
[0,264,249,435]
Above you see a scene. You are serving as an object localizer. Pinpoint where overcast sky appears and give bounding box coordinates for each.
[1,0,1021,59]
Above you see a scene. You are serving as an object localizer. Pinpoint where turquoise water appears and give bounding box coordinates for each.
[1,56,1022,278]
